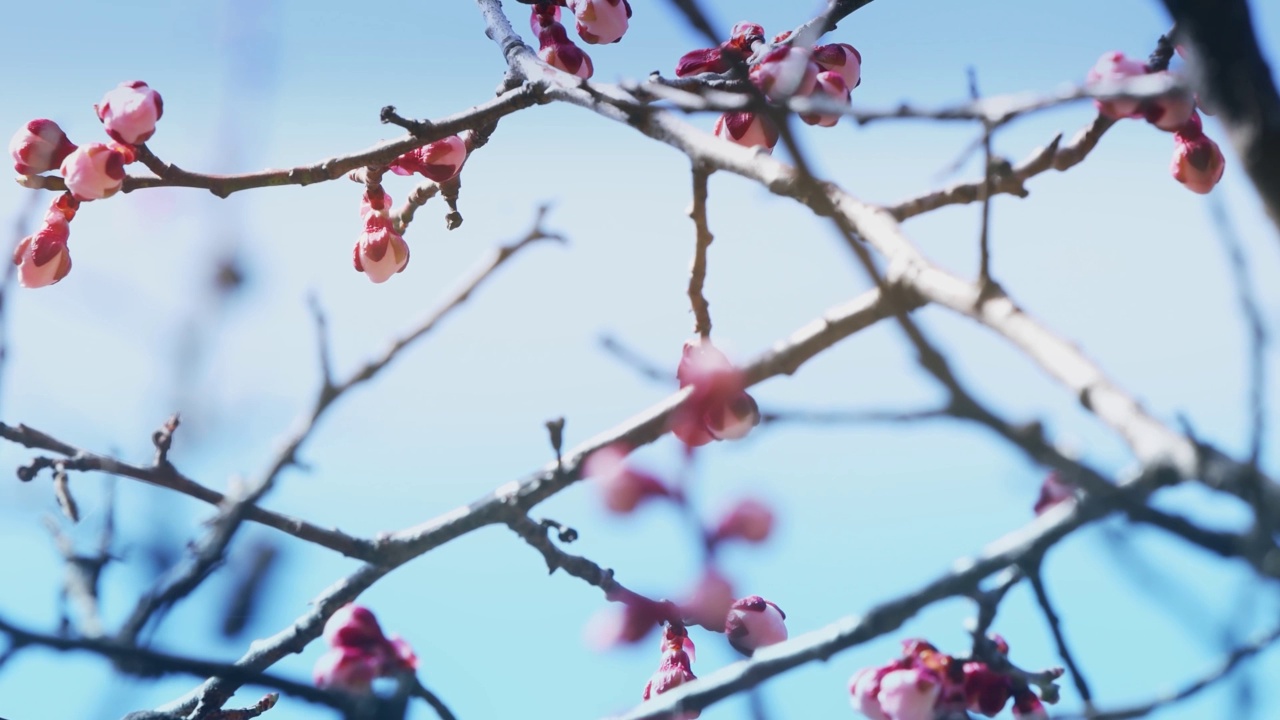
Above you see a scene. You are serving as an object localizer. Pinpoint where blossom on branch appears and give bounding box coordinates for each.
[709,497,774,545]
[95,81,164,145]
[1086,51,1148,119]
[724,595,787,656]
[388,135,468,183]
[642,624,699,718]
[354,197,410,283]
[814,42,863,90]
[1171,112,1225,194]
[670,337,760,447]
[313,604,417,693]
[531,3,594,78]
[565,0,630,45]
[13,197,78,289]
[583,443,671,514]
[60,142,127,201]
[9,119,77,175]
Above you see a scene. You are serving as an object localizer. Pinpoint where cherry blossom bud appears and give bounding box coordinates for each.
[583,443,670,514]
[724,596,787,656]
[585,599,676,648]
[813,42,862,90]
[95,81,164,145]
[1012,688,1049,720]
[751,46,819,100]
[1142,75,1196,132]
[643,625,698,717]
[801,70,851,127]
[566,0,630,45]
[1033,472,1076,516]
[710,498,774,544]
[1171,112,1225,194]
[9,119,77,175]
[676,47,730,77]
[13,214,72,289]
[388,135,468,183]
[360,186,393,219]
[315,605,417,692]
[877,668,942,720]
[353,214,410,283]
[323,604,387,648]
[850,665,894,720]
[963,662,1012,717]
[727,22,765,52]
[60,142,127,201]
[671,337,761,445]
[713,112,778,153]
[680,570,735,630]
[1086,51,1148,119]
[313,645,381,693]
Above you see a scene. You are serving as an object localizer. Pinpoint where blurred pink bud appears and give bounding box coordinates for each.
[1086,51,1148,119]
[1171,113,1225,194]
[353,214,410,283]
[313,645,381,693]
[586,598,677,649]
[801,70,851,127]
[1142,75,1196,131]
[676,47,730,77]
[849,665,894,720]
[388,135,468,182]
[724,596,787,656]
[9,119,77,175]
[679,570,735,631]
[643,625,698,716]
[323,604,387,649]
[671,337,761,445]
[729,22,765,46]
[566,0,631,45]
[1012,688,1048,720]
[713,112,778,153]
[751,46,819,99]
[963,662,1012,717]
[13,214,72,289]
[813,42,862,90]
[711,498,774,544]
[583,443,670,514]
[988,633,1009,655]
[59,142,127,201]
[878,668,942,720]
[1033,472,1076,516]
[95,81,163,145]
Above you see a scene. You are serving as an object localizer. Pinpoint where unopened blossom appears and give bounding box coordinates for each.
[751,46,819,100]
[1142,74,1196,131]
[1012,688,1049,720]
[801,70,852,127]
[713,112,778,153]
[710,498,774,544]
[13,212,72,289]
[724,596,787,656]
[95,81,163,145]
[59,142,127,201]
[1033,472,1076,516]
[1086,51,1148,119]
[670,337,761,445]
[360,186,393,219]
[586,598,678,648]
[388,135,468,183]
[314,604,417,693]
[850,665,895,720]
[877,668,942,720]
[9,119,77,175]
[813,42,862,89]
[1171,112,1225,194]
[583,443,670,513]
[642,625,698,718]
[963,662,1013,717]
[565,0,630,45]
[353,213,410,283]
[675,21,765,77]
[679,570,735,630]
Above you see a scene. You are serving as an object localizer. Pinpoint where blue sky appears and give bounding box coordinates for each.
[2,1,1280,719]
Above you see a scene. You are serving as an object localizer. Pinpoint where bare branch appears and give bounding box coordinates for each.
[687,165,715,338]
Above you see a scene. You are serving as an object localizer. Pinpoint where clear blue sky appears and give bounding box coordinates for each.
[2,1,1279,719]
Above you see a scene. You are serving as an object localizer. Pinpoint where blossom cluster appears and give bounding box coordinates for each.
[8,81,163,287]
[313,604,418,693]
[676,23,862,153]
[1086,50,1225,194]
[526,0,632,78]
[851,638,1058,720]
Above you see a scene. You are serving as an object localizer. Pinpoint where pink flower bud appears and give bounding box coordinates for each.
[13,214,72,289]
[813,42,862,90]
[59,142,127,201]
[676,47,730,77]
[728,22,765,49]
[9,119,77,175]
[671,337,761,445]
[711,498,774,544]
[724,596,787,656]
[95,81,163,145]
[353,214,410,283]
[643,625,698,717]
[679,570,735,630]
[360,186,393,219]
[1033,472,1076,516]
[877,668,942,720]
[583,443,670,514]
[1142,73,1196,131]
[962,662,1012,717]
[1171,112,1225,194]
[1086,51,1149,119]
[801,70,851,127]
[850,665,894,720]
[315,605,417,692]
[585,598,676,649]
[388,135,468,183]
[323,604,387,649]
[566,0,630,45]
[751,46,819,100]
[713,112,778,153]
[313,645,382,693]
[1012,688,1048,720]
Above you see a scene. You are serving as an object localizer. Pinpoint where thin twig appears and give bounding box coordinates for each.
[1023,560,1093,703]
[687,165,715,338]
